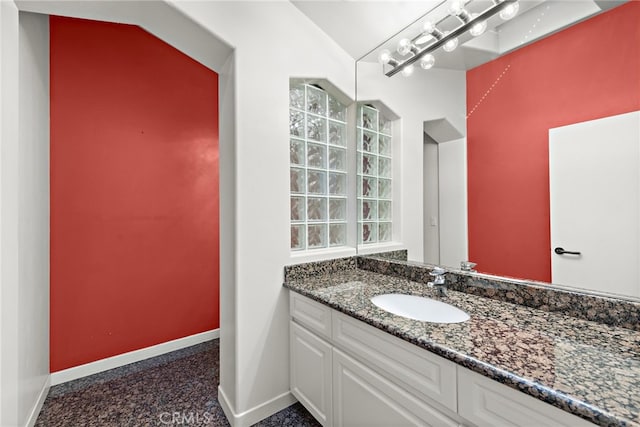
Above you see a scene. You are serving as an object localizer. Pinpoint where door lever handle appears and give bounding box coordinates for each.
[554,247,581,255]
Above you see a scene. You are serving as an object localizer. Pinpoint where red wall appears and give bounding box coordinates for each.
[466,3,640,281]
[50,16,219,372]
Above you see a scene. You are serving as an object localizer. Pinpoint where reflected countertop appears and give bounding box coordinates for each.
[284,269,640,427]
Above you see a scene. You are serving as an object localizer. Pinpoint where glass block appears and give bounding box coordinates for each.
[329,121,347,146]
[306,86,327,116]
[360,200,377,221]
[290,168,305,194]
[378,200,392,220]
[328,96,346,121]
[306,115,326,142]
[290,139,304,166]
[359,177,377,198]
[329,198,346,221]
[378,157,391,178]
[307,142,326,169]
[291,225,305,250]
[360,130,377,153]
[359,105,378,131]
[291,196,305,222]
[379,178,392,199]
[361,153,377,176]
[379,223,392,242]
[307,197,327,221]
[379,115,392,135]
[329,172,347,196]
[329,147,346,171]
[360,222,377,244]
[290,110,304,138]
[379,135,392,156]
[308,224,327,249]
[329,224,346,247]
[289,85,305,110]
[307,170,326,194]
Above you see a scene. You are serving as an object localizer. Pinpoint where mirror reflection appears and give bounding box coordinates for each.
[356,0,640,299]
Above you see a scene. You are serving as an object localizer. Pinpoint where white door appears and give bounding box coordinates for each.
[549,111,640,297]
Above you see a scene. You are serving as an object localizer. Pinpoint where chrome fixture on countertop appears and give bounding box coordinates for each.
[428,266,448,297]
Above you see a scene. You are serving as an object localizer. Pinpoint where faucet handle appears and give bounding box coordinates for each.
[460,261,477,272]
[430,267,446,276]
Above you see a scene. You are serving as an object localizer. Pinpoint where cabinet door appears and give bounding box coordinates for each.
[333,310,457,412]
[290,321,333,426]
[457,367,593,427]
[333,348,458,427]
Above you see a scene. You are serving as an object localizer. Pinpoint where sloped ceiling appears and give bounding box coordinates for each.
[290,1,443,59]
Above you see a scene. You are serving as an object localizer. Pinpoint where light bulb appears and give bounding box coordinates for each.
[470,17,487,36]
[397,38,412,56]
[401,64,414,77]
[449,0,465,16]
[423,21,436,34]
[443,34,459,52]
[378,49,392,64]
[500,1,519,20]
[420,54,435,70]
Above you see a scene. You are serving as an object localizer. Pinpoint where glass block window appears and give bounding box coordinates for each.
[357,104,392,245]
[290,83,348,251]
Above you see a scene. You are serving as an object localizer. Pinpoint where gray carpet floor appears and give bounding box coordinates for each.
[35,340,320,426]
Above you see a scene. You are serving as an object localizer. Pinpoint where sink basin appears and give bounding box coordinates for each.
[371,293,470,323]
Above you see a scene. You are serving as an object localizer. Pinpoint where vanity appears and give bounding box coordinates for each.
[284,256,640,427]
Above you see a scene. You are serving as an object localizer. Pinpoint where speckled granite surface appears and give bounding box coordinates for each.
[284,269,640,427]
[358,256,640,331]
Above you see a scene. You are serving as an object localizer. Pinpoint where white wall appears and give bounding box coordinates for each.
[168,4,355,425]
[423,135,440,264]
[439,138,468,268]
[18,11,50,425]
[0,8,51,427]
[356,62,466,263]
[1,2,21,424]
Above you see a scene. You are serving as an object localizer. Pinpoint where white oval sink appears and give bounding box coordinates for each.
[371,293,470,323]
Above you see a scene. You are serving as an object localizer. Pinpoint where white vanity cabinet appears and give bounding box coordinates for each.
[332,347,459,427]
[289,292,594,427]
[457,367,593,427]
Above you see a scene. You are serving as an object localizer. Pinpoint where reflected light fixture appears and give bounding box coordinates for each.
[379,0,520,77]
[401,64,415,77]
[499,1,519,20]
[442,32,459,52]
[420,54,435,70]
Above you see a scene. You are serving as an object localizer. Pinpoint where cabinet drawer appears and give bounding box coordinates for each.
[290,292,332,340]
[333,348,459,427]
[457,367,593,427]
[332,311,458,413]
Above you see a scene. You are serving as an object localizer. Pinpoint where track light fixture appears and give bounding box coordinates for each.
[379,0,520,77]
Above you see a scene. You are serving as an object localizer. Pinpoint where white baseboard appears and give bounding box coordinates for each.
[51,329,219,386]
[25,375,50,427]
[218,385,297,427]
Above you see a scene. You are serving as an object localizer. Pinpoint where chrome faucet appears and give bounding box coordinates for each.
[427,267,447,297]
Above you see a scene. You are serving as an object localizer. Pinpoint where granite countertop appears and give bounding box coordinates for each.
[284,269,640,427]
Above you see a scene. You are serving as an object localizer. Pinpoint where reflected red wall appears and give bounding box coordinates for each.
[50,16,219,371]
[466,2,640,281]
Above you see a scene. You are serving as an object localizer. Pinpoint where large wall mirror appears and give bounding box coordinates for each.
[356,0,640,300]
